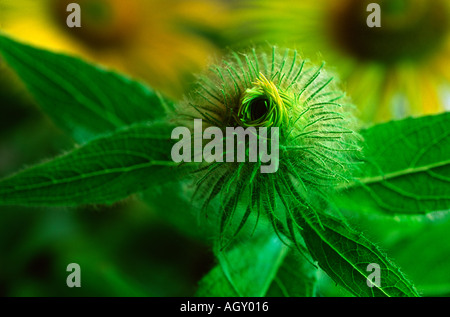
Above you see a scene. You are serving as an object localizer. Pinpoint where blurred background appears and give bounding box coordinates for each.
[0,0,449,296]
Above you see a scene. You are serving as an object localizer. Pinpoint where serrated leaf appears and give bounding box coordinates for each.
[335,113,450,215]
[354,212,450,296]
[0,34,173,143]
[0,121,187,206]
[298,211,420,297]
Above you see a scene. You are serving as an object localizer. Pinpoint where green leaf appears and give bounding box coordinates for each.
[0,121,187,206]
[0,33,173,143]
[335,113,450,215]
[298,211,420,297]
[195,232,289,297]
[350,212,450,296]
[195,225,319,297]
[390,217,450,296]
[266,250,318,297]
[142,180,216,239]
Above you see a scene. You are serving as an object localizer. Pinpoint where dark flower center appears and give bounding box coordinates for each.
[330,0,449,63]
[52,0,140,48]
[237,73,288,128]
[248,97,269,121]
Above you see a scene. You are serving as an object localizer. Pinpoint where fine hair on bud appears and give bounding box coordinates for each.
[172,46,363,250]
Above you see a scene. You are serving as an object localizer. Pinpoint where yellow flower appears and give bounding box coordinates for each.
[227,0,450,124]
[0,0,229,98]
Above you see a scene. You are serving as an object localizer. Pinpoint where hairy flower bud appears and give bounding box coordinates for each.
[175,47,362,247]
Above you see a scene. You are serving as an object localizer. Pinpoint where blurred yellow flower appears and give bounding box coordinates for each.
[0,0,229,98]
[227,0,450,124]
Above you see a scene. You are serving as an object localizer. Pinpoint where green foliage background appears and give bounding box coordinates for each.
[0,36,214,297]
[1,1,450,297]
